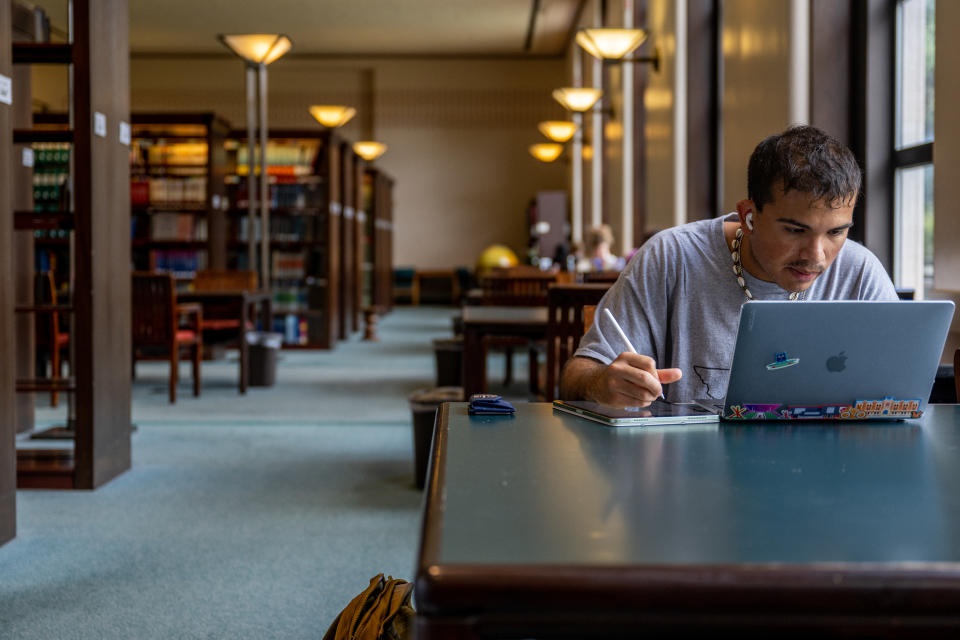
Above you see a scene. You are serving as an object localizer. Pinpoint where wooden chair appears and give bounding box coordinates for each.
[193,269,257,292]
[543,284,612,401]
[34,271,70,407]
[582,270,622,284]
[192,269,258,334]
[393,267,418,304]
[476,267,558,389]
[583,305,597,333]
[131,272,203,403]
[479,267,557,306]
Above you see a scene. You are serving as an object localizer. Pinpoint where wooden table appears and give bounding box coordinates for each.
[461,305,548,396]
[177,290,272,394]
[416,402,960,638]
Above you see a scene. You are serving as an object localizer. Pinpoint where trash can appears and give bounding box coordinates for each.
[408,386,464,489]
[247,332,283,387]
[432,337,463,387]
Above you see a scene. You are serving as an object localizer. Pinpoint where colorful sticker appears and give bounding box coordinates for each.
[840,397,923,420]
[783,405,848,420]
[725,397,923,420]
[766,351,799,371]
[726,404,784,419]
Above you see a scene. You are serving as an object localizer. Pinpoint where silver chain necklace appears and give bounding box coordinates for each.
[730,227,801,301]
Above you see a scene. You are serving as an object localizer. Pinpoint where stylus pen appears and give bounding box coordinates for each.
[603,308,666,400]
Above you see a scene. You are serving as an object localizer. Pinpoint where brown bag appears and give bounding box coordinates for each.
[322,574,415,640]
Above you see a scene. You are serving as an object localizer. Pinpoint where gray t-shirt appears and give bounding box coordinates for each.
[574,213,898,402]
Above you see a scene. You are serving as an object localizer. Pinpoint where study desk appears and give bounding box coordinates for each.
[416,403,960,638]
[177,290,272,394]
[461,305,548,396]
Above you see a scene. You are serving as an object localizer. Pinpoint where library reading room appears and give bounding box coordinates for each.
[3,1,960,638]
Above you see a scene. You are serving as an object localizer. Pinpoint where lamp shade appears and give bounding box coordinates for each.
[538,120,578,143]
[575,28,648,60]
[309,105,357,128]
[552,87,603,112]
[218,34,292,65]
[353,141,387,161]
[529,143,564,163]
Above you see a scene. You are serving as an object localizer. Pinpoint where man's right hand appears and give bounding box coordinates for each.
[561,354,683,408]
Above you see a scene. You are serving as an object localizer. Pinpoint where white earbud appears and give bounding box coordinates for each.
[745,213,754,231]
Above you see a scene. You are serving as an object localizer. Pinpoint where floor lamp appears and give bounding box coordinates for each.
[218,34,292,288]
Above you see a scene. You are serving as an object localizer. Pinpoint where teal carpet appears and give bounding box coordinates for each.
[2,306,532,639]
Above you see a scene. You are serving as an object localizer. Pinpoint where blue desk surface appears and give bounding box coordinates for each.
[434,403,960,566]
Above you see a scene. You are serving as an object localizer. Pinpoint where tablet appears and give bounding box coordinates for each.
[552,399,720,427]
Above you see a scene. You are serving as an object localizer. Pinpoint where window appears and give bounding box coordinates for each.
[893,0,935,298]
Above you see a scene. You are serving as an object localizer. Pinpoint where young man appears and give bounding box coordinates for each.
[560,125,898,408]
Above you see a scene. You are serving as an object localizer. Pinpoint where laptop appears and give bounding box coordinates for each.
[695,300,955,421]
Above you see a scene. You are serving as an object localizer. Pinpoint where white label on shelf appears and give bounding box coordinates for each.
[331,202,342,216]
[94,112,107,137]
[119,121,131,146]
[22,147,35,168]
[344,207,354,220]
[211,194,221,209]
[0,75,11,105]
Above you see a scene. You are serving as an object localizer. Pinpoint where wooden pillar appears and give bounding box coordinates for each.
[71,0,132,489]
[1,0,18,544]
[322,134,341,347]
[11,2,35,434]
[338,141,354,339]
[686,0,720,222]
[351,154,364,332]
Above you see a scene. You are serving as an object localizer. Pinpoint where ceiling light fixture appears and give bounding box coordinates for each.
[538,120,578,143]
[353,141,387,161]
[575,27,660,71]
[309,105,357,128]
[552,88,603,112]
[218,33,292,65]
[576,28,647,59]
[529,143,564,163]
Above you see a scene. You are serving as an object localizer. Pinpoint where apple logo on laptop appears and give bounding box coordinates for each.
[826,351,847,373]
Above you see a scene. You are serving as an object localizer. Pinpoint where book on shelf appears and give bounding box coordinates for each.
[270,215,308,242]
[143,142,207,166]
[33,143,71,213]
[150,212,191,241]
[237,216,262,242]
[130,179,150,207]
[144,177,207,207]
[236,140,318,170]
[271,251,306,280]
[149,212,206,241]
[149,249,207,279]
[230,179,321,210]
[272,286,308,313]
[272,313,310,346]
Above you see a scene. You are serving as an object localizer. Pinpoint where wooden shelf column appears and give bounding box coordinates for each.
[1,0,17,544]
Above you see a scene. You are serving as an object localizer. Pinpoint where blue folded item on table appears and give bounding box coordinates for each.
[468,393,516,415]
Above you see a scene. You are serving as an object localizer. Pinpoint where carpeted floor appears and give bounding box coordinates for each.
[2,305,532,639]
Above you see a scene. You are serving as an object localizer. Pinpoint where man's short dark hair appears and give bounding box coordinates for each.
[747,125,861,212]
